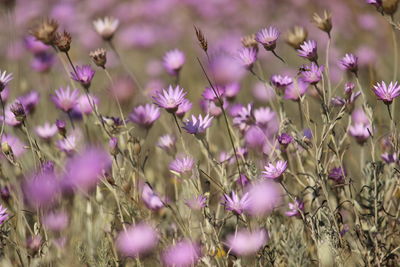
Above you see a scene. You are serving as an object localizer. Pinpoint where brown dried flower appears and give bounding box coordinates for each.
[194,26,208,52]
[285,26,308,49]
[383,0,399,15]
[30,18,59,45]
[54,31,72,52]
[241,34,259,51]
[89,48,107,68]
[313,11,332,37]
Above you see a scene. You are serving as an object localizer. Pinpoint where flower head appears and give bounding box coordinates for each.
[226,228,268,256]
[328,167,346,183]
[0,205,8,225]
[284,78,309,101]
[255,26,280,51]
[285,26,308,49]
[0,70,13,91]
[340,53,358,74]
[1,134,26,158]
[30,18,58,45]
[157,134,176,155]
[116,223,158,258]
[141,183,164,211]
[35,123,58,140]
[372,81,400,104]
[278,133,293,146]
[73,94,98,115]
[182,114,213,138]
[262,160,287,180]
[22,172,60,209]
[31,52,55,73]
[298,40,318,62]
[129,104,160,129]
[222,191,250,215]
[246,180,281,216]
[185,194,207,210]
[42,211,68,232]
[270,75,293,89]
[153,85,187,113]
[18,91,40,114]
[93,17,119,40]
[301,62,324,84]
[169,155,194,174]
[56,130,82,155]
[51,86,79,112]
[285,198,304,217]
[71,65,95,89]
[163,49,185,76]
[238,47,257,70]
[348,123,371,145]
[176,99,192,118]
[162,240,201,267]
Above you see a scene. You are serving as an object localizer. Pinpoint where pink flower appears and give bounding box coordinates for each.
[153,85,187,113]
[51,86,79,112]
[246,180,282,216]
[116,223,158,258]
[163,49,185,76]
[372,81,400,104]
[35,123,58,140]
[222,191,250,215]
[141,183,164,211]
[226,228,268,256]
[262,160,288,180]
[162,240,201,267]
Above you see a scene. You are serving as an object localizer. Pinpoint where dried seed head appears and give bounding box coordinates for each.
[285,26,308,49]
[30,18,59,45]
[194,26,208,52]
[241,34,259,51]
[383,0,399,15]
[89,48,107,68]
[10,101,26,122]
[313,11,332,36]
[54,31,72,52]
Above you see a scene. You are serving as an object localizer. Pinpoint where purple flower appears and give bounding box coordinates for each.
[284,78,309,101]
[366,0,382,7]
[185,194,207,210]
[262,160,288,180]
[238,47,257,69]
[61,147,111,193]
[176,99,192,118]
[51,86,79,112]
[372,81,400,104]
[0,70,13,91]
[182,114,213,138]
[56,131,81,155]
[162,240,201,267]
[301,62,324,84]
[42,211,68,232]
[1,103,22,126]
[202,86,225,102]
[153,85,187,113]
[278,133,293,146]
[169,155,194,174]
[35,123,58,140]
[18,91,40,114]
[31,52,55,73]
[255,26,280,51]
[129,104,160,129]
[1,134,26,158]
[381,152,398,164]
[345,82,356,94]
[348,123,371,145]
[270,75,293,89]
[224,83,241,100]
[328,167,346,183]
[116,223,158,258]
[233,103,254,131]
[285,198,304,217]
[157,134,176,155]
[208,52,245,86]
[340,53,358,73]
[71,65,95,89]
[163,49,185,76]
[24,35,49,54]
[222,191,250,215]
[226,228,268,256]
[297,40,318,62]
[246,180,281,216]
[0,205,8,225]
[236,174,250,187]
[22,172,60,209]
[56,119,66,136]
[141,183,164,211]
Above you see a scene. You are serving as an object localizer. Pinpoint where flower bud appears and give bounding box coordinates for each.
[89,48,107,69]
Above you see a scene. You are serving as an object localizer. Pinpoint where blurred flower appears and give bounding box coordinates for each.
[340,53,358,74]
[202,86,224,102]
[141,183,164,211]
[0,204,8,225]
[0,70,13,92]
[348,123,371,145]
[270,75,293,90]
[233,103,253,131]
[255,26,280,51]
[297,40,318,62]
[31,52,55,73]
[182,114,213,138]
[225,228,268,256]
[42,211,68,232]
[176,99,192,118]
[153,85,187,113]
[89,48,107,69]
[9,101,26,123]
[157,134,176,155]
[62,147,111,193]
[18,91,40,114]
[1,186,10,201]
[252,82,275,102]
[51,86,79,112]
[93,17,119,40]
[224,83,241,100]
[238,47,257,70]
[2,103,22,126]
[1,134,26,158]
[236,174,250,187]
[284,78,309,101]
[35,123,58,140]
[208,52,244,86]
[163,49,185,76]
[116,223,158,258]
[22,172,59,209]
[222,191,250,215]
[328,167,346,183]
[71,65,95,89]
[366,0,382,8]
[372,81,400,104]
[24,35,49,54]
[169,155,194,174]
[301,62,324,85]
[129,104,160,129]
[56,130,81,155]
[278,133,293,146]
[56,119,66,137]
[73,94,98,115]
[246,180,281,216]
[381,152,398,164]
[162,240,201,267]
[313,11,332,36]
[30,18,58,45]
[185,194,207,210]
[285,26,307,49]
[285,198,304,217]
[262,160,287,180]
[109,76,136,103]
[352,108,370,125]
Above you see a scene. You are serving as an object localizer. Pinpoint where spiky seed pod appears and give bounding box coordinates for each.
[89,48,107,68]
[285,26,308,49]
[194,26,208,52]
[313,11,332,37]
[54,31,72,52]
[30,18,59,45]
